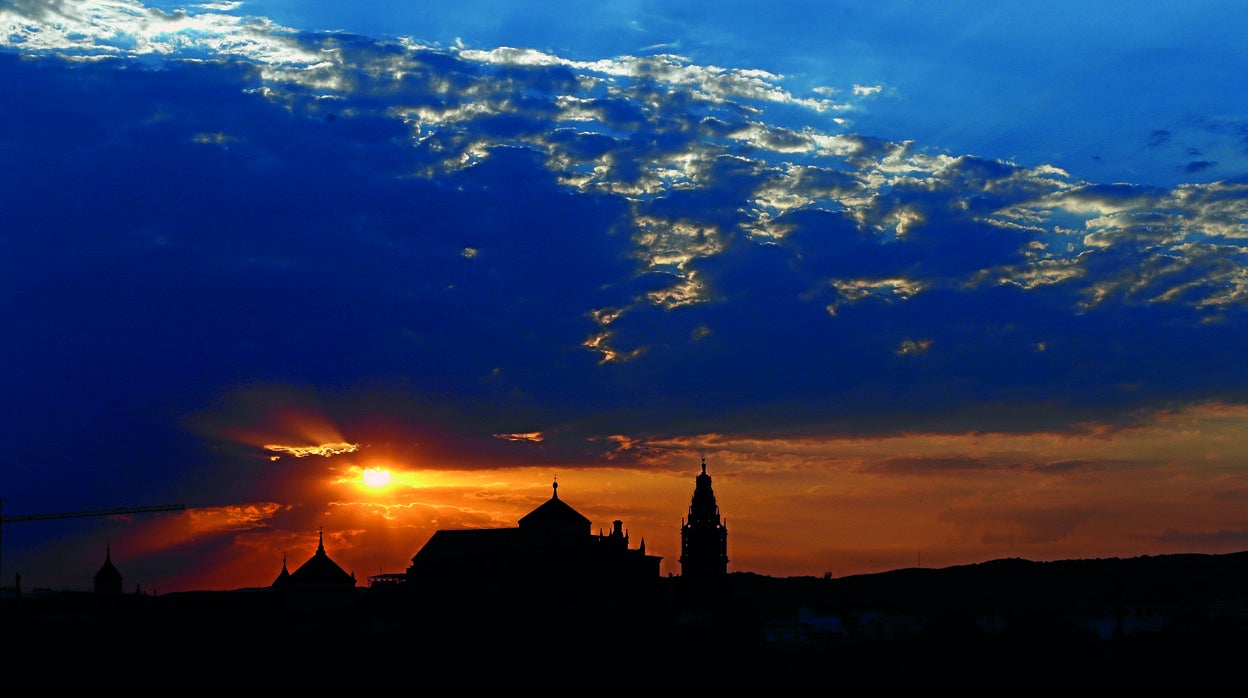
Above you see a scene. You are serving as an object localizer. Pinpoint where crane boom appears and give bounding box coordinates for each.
[1,504,186,523]
[0,502,186,589]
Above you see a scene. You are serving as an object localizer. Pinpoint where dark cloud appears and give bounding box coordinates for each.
[1156,528,1248,546]
[4,34,1243,469]
[4,8,1248,508]
[864,456,1001,475]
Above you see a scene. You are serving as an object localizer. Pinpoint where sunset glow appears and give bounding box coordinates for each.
[12,402,1248,593]
[362,467,392,488]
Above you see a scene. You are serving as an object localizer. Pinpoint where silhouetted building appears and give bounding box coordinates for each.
[272,529,356,592]
[94,545,123,595]
[405,479,661,604]
[680,457,729,581]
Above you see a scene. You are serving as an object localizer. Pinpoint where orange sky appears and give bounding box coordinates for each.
[33,399,1244,595]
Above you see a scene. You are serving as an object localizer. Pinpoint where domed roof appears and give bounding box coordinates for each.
[94,545,124,594]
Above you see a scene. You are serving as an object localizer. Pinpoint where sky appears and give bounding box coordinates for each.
[3,0,1248,595]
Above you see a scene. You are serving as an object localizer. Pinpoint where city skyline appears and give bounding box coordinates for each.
[3,1,1248,594]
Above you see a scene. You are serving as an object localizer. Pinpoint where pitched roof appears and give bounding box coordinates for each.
[283,530,356,589]
[410,528,523,565]
[272,554,291,587]
[94,546,122,583]
[518,480,591,532]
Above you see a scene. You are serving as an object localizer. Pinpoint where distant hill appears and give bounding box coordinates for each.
[725,550,1248,614]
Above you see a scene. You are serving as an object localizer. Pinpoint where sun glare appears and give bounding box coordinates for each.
[362,467,392,488]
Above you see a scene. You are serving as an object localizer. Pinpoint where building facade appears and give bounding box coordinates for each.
[404,479,661,603]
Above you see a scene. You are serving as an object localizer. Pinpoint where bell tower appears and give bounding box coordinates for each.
[679,456,728,580]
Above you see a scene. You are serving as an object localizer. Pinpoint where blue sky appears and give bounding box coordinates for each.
[3,0,1248,593]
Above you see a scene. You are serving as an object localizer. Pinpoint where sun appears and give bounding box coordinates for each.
[362,467,392,488]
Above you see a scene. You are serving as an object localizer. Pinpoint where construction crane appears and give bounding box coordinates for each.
[0,501,186,588]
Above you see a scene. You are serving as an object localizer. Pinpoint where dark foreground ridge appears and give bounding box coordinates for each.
[4,550,1248,691]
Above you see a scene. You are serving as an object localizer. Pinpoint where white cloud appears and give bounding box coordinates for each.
[8,0,1248,325]
[0,0,321,67]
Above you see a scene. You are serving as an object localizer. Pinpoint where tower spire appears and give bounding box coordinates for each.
[680,456,729,582]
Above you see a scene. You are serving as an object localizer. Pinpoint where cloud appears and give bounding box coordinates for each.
[494,432,544,443]
[1156,528,1248,546]
[4,0,1248,460]
[264,442,359,459]
[0,0,318,66]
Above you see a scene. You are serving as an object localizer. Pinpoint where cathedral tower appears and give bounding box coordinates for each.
[679,456,728,580]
